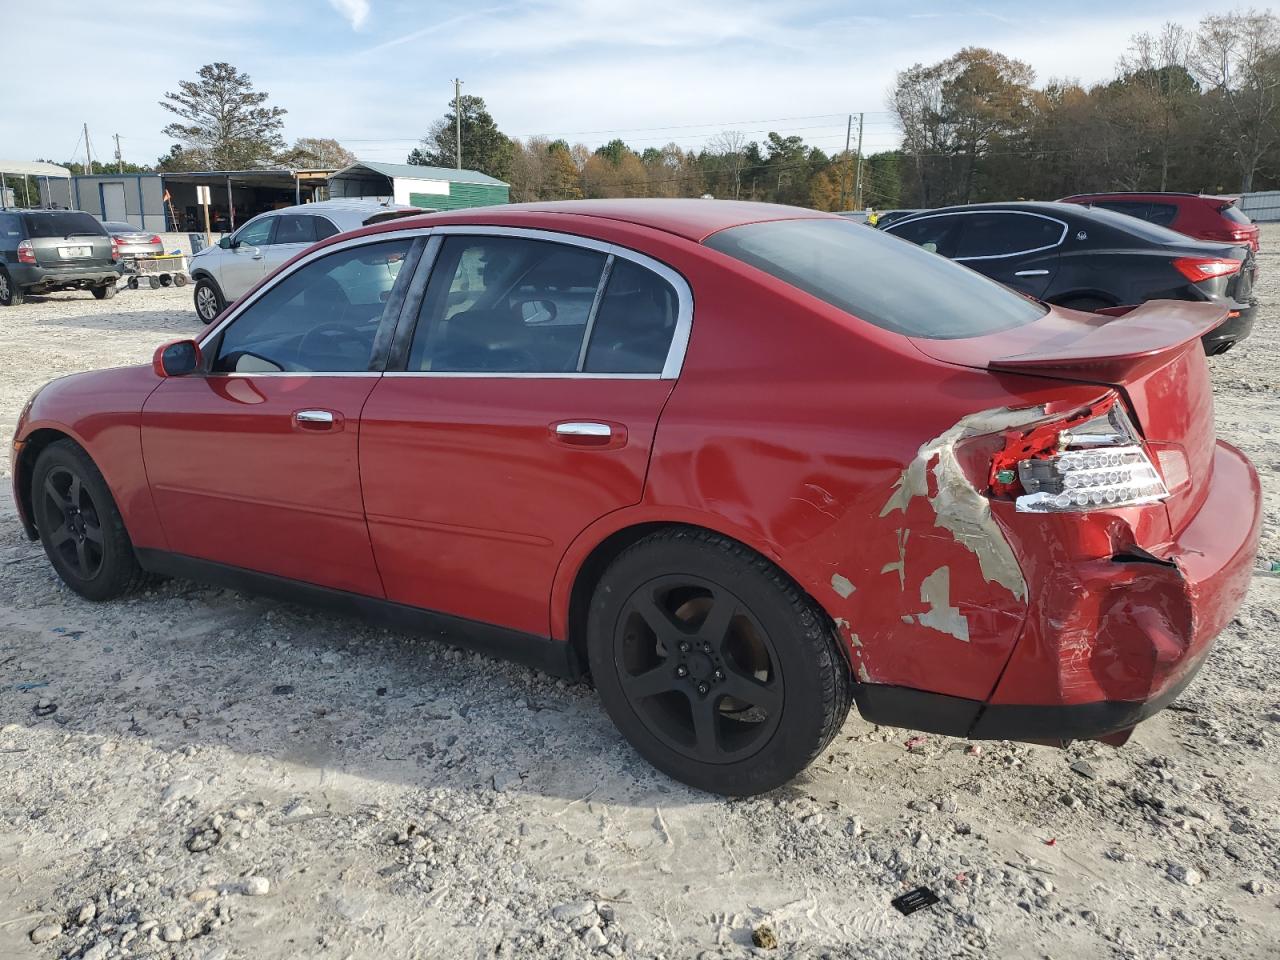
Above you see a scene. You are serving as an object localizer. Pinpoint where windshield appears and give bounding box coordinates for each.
[22,211,107,239]
[703,218,1047,340]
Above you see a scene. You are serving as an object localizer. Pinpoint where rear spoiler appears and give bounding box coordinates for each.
[986,300,1228,382]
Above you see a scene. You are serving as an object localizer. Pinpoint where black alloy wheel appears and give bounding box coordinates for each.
[38,464,106,581]
[613,574,784,764]
[31,440,149,601]
[589,528,852,796]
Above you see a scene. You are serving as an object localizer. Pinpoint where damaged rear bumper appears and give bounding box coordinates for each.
[854,440,1261,744]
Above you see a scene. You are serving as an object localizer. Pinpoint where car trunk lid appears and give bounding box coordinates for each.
[909,300,1227,533]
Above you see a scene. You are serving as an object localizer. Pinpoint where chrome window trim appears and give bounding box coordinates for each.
[887,210,1068,261]
[200,223,695,381]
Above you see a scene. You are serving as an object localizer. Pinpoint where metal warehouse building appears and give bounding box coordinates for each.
[37,161,509,232]
[326,161,510,210]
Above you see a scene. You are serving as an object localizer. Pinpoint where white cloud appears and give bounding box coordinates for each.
[329,0,370,30]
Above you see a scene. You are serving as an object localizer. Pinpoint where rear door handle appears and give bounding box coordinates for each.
[1014,269,1049,276]
[552,421,626,448]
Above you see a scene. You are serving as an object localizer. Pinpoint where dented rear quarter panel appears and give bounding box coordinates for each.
[641,253,1118,702]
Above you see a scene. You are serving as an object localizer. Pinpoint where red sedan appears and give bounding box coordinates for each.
[10,200,1261,795]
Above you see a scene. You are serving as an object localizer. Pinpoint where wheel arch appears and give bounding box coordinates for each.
[1046,288,1119,308]
[14,427,82,539]
[555,511,848,674]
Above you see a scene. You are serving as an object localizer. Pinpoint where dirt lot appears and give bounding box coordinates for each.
[1,233,1278,960]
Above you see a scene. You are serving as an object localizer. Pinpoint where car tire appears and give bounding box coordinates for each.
[193,277,224,323]
[0,269,24,306]
[587,527,852,796]
[91,283,117,300]
[31,439,150,602]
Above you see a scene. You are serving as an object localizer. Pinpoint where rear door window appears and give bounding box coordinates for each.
[886,214,962,257]
[407,236,608,373]
[272,214,318,245]
[954,212,1065,259]
[21,212,106,238]
[706,217,1046,340]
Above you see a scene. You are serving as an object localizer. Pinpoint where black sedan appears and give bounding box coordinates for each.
[883,201,1255,353]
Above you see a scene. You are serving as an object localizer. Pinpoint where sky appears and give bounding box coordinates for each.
[0,0,1245,170]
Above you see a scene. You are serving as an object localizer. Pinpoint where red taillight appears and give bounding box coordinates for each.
[110,236,121,262]
[16,240,35,264]
[149,235,162,245]
[1173,257,1241,283]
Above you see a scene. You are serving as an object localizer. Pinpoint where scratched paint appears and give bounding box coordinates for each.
[914,566,970,642]
[881,405,1046,601]
[831,573,855,598]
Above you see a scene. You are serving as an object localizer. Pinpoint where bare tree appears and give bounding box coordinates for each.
[1120,23,1199,190]
[1191,9,1280,191]
[708,130,747,199]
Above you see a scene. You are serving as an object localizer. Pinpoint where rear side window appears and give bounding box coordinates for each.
[1220,203,1252,225]
[1147,203,1178,227]
[584,259,679,373]
[21,212,106,238]
[705,218,1047,340]
[954,212,1065,259]
[314,217,340,240]
[273,214,318,245]
[0,213,23,242]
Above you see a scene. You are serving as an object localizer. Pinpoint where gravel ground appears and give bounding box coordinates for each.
[1,234,1278,960]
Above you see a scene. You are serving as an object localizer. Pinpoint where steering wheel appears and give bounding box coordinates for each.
[296,321,372,367]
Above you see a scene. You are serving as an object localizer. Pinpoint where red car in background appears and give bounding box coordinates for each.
[1060,192,1260,252]
[10,200,1262,795]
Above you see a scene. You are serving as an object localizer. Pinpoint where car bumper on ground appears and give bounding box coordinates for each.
[854,440,1262,745]
[1201,300,1256,354]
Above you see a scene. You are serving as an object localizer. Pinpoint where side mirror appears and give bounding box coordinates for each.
[153,339,202,378]
[218,236,233,249]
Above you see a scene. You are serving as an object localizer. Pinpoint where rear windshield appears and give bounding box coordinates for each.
[104,221,142,232]
[1220,203,1252,225]
[1076,205,1195,245]
[21,211,107,239]
[703,218,1047,339]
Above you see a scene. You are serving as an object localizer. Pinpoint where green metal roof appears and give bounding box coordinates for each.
[335,160,508,187]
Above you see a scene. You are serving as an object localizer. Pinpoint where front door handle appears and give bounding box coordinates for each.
[1014,269,1049,276]
[293,409,341,432]
[551,420,626,448]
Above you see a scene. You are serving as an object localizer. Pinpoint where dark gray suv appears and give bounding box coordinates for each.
[0,209,122,306]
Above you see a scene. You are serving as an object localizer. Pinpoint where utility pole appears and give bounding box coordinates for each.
[838,114,852,210]
[853,112,865,211]
[454,78,463,170]
[84,123,93,176]
[114,134,123,173]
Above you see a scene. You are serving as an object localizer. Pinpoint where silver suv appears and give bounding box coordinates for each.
[188,198,425,323]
